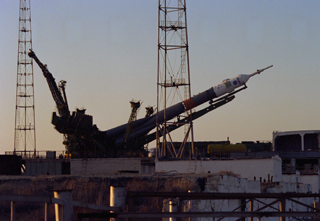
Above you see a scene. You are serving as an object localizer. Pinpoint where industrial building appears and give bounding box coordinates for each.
[5,129,319,198]
[273,130,320,151]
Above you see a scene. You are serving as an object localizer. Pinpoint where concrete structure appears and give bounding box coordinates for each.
[0,189,119,221]
[160,174,313,221]
[177,175,261,221]
[195,175,312,221]
[24,159,69,175]
[156,155,282,182]
[54,190,73,221]
[283,171,320,193]
[71,158,142,175]
[0,173,317,220]
[110,186,126,221]
[300,174,320,193]
[282,171,301,184]
[273,130,320,151]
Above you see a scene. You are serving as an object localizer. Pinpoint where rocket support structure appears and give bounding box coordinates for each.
[106,65,273,145]
[29,49,272,156]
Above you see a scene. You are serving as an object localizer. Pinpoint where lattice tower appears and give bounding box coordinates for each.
[14,0,36,157]
[156,0,194,159]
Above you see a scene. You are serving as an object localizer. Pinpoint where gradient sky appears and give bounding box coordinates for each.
[1,0,320,154]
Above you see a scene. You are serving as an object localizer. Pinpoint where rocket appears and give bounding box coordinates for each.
[29,49,273,151]
[106,65,273,145]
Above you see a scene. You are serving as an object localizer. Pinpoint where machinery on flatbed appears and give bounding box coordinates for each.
[28,50,272,158]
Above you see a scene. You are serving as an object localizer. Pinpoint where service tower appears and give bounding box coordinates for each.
[14,0,36,157]
[157,0,194,159]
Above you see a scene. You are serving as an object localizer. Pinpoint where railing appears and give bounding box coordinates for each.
[80,191,320,220]
[3,188,320,220]
[5,150,66,159]
[1,188,121,221]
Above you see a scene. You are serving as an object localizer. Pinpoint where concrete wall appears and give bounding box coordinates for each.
[259,182,313,221]
[283,172,319,193]
[71,158,141,175]
[283,171,300,184]
[141,163,155,174]
[24,160,62,175]
[205,174,261,193]
[156,155,282,182]
[180,174,313,221]
[0,170,315,220]
[300,174,320,193]
[178,175,261,221]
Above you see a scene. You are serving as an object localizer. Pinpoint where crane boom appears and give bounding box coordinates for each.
[28,50,97,138]
[28,50,69,117]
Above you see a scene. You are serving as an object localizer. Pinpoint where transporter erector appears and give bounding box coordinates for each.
[28,50,272,157]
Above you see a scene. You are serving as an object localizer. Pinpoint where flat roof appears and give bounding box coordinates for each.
[273,130,320,137]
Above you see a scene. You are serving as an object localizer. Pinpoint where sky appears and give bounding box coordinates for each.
[1,0,320,154]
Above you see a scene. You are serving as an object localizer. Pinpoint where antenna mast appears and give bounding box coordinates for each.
[156,0,194,159]
[14,0,36,157]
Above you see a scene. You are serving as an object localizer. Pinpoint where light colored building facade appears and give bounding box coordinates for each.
[156,155,282,182]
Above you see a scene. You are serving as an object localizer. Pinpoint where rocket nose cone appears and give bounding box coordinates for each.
[240,74,251,84]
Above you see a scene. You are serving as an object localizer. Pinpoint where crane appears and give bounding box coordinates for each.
[28,50,100,157]
[28,50,69,118]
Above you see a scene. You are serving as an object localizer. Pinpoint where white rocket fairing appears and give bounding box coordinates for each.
[182,65,273,110]
[214,65,273,96]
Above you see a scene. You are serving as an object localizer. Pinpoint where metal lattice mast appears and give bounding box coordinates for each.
[124,101,141,144]
[156,0,194,159]
[14,0,36,157]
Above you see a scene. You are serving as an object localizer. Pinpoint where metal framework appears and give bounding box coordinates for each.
[124,100,141,145]
[14,0,36,156]
[156,0,194,159]
[78,191,320,219]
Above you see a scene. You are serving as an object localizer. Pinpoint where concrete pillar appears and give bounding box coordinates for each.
[11,201,15,221]
[290,158,296,171]
[169,199,178,221]
[54,190,73,221]
[280,197,286,221]
[187,190,194,221]
[110,186,126,221]
[250,199,254,221]
[44,202,48,221]
[301,133,305,151]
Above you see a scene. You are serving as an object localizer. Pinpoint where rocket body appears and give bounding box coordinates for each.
[106,65,273,144]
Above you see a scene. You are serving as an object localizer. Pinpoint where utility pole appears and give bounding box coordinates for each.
[14,0,36,157]
[156,0,194,159]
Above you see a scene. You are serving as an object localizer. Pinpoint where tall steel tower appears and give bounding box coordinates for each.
[14,0,36,157]
[156,0,194,159]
